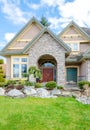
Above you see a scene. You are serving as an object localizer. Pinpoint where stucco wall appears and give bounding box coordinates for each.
[6,56,11,79]
[26,32,66,85]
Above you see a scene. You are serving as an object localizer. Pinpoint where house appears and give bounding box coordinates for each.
[0,17,90,86]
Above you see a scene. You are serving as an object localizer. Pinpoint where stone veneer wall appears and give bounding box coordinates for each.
[26,32,66,85]
[6,56,11,79]
[80,60,90,81]
[86,60,90,81]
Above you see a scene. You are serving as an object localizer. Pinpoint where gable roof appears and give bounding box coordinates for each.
[2,17,44,52]
[22,27,71,54]
[0,25,71,56]
[58,21,90,40]
[82,27,90,36]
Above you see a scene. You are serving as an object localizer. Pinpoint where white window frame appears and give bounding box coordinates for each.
[67,43,79,51]
[11,56,28,79]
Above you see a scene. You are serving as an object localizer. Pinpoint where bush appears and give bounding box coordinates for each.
[24,81,35,86]
[0,59,4,64]
[57,85,64,90]
[78,81,89,90]
[0,65,5,86]
[7,80,17,85]
[18,80,26,85]
[35,83,42,88]
[0,82,6,87]
[46,81,56,90]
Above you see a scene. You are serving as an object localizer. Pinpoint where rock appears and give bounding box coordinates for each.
[71,91,81,98]
[0,88,5,96]
[50,89,61,96]
[6,89,24,98]
[61,91,72,97]
[36,88,50,98]
[76,96,90,104]
[84,88,90,97]
[23,87,36,96]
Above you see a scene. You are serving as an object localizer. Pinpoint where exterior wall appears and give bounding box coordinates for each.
[26,33,66,85]
[79,61,87,81]
[79,60,90,81]
[61,35,85,42]
[21,24,40,39]
[86,60,90,81]
[6,56,11,79]
[8,24,41,49]
[80,43,90,52]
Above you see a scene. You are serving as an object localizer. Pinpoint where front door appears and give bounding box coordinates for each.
[42,68,54,82]
[67,68,77,82]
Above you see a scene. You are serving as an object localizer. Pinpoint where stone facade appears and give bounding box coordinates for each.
[26,32,66,85]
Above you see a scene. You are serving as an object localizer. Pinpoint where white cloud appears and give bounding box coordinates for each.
[5,33,15,42]
[0,0,30,24]
[41,0,90,31]
[41,0,65,7]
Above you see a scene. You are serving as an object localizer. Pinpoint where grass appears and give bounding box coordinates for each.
[0,96,90,130]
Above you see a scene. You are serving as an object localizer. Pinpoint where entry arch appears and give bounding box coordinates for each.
[38,54,57,82]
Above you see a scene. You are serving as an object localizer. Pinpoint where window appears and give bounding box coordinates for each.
[73,43,78,51]
[13,58,19,62]
[13,64,19,78]
[21,64,27,77]
[21,58,27,62]
[66,43,79,51]
[12,57,28,78]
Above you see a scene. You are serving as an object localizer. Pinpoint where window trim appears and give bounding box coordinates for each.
[66,43,79,51]
[11,56,28,79]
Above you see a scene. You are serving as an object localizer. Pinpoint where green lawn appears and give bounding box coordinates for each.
[0,97,90,130]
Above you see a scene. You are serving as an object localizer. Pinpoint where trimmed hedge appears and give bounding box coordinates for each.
[46,81,56,90]
[35,83,42,88]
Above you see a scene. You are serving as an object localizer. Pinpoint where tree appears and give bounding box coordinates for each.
[0,59,5,87]
[0,66,5,87]
[40,16,50,27]
[0,59,4,64]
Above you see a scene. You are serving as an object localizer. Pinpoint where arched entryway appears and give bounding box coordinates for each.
[38,54,57,82]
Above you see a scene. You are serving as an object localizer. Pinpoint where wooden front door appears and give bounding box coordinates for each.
[42,68,54,82]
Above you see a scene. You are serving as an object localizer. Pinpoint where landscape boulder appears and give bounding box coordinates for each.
[6,89,24,98]
[0,87,5,96]
[23,87,37,96]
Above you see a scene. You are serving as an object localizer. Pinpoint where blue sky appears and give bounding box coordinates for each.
[0,0,90,52]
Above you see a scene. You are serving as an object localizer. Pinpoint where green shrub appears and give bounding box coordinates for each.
[78,81,89,89]
[0,59,4,64]
[57,85,64,90]
[46,81,56,90]
[35,83,42,88]
[0,65,5,87]
[7,80,17,85]
[0,82,6,87]
[18,80,26,85]
[24,81,35,86]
